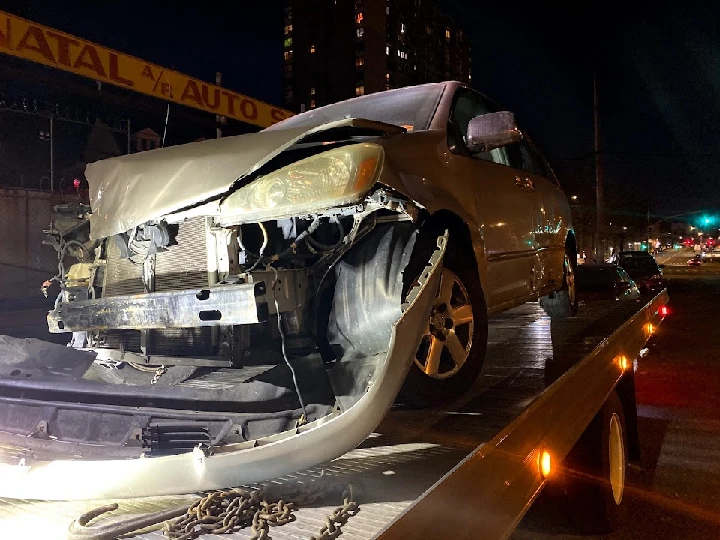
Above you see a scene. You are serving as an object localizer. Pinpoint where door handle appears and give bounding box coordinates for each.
[515,177,535,190]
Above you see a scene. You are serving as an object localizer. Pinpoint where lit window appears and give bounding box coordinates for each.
[468,74,472,81]
[400,23,406,34]
[356,12,363,23]
[413,64,417,71]
[356,27,364,38]
[309,87,315,95]
[386,45,390,55]
[355,85,365,96]
[445,28,450,39]
[385,72,390,81]
[284,24,293,35]
[386,6,389,14]
[284,50,293,61]
[310,99,316,108]
[356,57,364,67]
[310,44,316,53]
[284,37,293,48]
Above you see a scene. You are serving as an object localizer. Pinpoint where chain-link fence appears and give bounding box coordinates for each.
[0,188,78,299]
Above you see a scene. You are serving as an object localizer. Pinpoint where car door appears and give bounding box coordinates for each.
[446,88,537,309]
[516,137,571,294]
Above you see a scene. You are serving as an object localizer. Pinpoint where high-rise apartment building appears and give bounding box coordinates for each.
[283,0,472,112]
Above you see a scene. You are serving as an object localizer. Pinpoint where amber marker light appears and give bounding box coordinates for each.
[538,450,552,478]
[617,355,630,371]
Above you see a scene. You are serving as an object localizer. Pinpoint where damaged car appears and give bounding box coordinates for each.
[0,81,575,499]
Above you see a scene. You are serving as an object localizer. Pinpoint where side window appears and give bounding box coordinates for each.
[517,141,545,176]
[449,89,515,166]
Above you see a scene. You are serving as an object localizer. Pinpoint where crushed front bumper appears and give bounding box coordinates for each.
[47,282,268,333]
[0,234,446,500]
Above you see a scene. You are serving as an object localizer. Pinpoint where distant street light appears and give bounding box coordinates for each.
[622,226,627,231]
[570,195,578,201]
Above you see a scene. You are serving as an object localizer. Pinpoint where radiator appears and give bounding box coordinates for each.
[101,217,213,356]
[103,216,209,297]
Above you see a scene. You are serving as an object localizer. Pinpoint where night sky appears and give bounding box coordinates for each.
[2,0,719,222]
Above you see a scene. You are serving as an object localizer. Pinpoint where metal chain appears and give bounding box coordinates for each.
[151,365,167,384]
[162,488,296,540]
[310,485,359,540]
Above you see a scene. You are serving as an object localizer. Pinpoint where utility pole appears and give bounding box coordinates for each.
[49,115,54,192]
[594,71,603,261]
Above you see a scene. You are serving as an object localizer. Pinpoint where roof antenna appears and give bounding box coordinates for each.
[161,104,170,148]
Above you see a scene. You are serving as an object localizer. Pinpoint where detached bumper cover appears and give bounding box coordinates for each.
[47,282,268,333]
[0,234,446,500]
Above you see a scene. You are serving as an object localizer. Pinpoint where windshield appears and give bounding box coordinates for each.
[265,83,446,133]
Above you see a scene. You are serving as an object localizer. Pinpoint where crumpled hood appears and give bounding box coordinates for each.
[86,116,406,240]
[85,126,311,239]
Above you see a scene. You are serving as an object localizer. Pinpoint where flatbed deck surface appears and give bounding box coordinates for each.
[0,298,662,540]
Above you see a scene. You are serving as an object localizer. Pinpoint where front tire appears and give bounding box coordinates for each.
[398,241,488,408]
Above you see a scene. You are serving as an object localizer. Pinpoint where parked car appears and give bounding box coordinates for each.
[611,251,666,294]
[575,263,641,305]
[0,82,576,495]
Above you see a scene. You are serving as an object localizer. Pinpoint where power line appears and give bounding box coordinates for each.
[555,151,720,162]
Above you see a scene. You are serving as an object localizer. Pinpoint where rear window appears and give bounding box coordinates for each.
[619,257,659,272]
[576,267,615,293]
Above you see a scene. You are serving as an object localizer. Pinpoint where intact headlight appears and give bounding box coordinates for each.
[220,143,384,223]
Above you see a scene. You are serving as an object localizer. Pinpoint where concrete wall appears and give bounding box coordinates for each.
[0,188,77,299]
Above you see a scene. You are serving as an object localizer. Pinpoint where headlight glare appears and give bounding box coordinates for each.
[220,144,383,222]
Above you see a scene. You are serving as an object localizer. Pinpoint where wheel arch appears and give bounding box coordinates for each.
[565,230,578,258]
[420,208,486,289]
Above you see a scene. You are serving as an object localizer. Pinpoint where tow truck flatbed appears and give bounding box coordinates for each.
[0,291,668,540]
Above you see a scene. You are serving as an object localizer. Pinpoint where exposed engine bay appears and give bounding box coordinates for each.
[29,128,431,461]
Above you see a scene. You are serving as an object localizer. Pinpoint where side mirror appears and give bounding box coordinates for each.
[466,111,522,153]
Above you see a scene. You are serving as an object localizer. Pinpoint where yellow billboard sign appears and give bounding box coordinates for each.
[0,11,293,128]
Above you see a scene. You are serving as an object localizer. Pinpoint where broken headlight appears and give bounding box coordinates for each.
[219,143,383,223]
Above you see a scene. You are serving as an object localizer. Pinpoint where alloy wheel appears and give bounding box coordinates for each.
[414,268,474,379]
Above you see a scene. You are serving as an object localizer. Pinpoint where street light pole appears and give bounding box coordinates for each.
[594,71,604,261]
